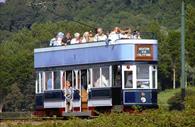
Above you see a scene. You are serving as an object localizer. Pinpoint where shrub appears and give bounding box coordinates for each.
[167,88,195,111]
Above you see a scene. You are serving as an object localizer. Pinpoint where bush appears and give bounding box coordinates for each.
[167,92,184,111]
[168,87,195,111]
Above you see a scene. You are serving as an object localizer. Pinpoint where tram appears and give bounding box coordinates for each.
[34,36,158,116]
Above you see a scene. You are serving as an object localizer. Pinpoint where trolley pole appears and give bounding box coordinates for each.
[181,0,185,100]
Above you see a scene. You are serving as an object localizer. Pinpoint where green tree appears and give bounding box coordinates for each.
[3,83,24,111]
[0,21,90,111]
[166,31,180,89]
[186,4,195,85]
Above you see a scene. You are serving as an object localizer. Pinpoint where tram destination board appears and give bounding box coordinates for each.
[135,44,153,61]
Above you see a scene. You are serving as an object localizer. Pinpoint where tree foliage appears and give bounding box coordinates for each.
[0,21,90,111]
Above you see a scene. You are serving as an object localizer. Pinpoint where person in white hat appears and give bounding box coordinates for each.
[49,32,64,46]
[70,32,81,44]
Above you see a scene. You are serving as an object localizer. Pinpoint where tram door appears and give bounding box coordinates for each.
[122,65,136,89]
[78,70,88,112]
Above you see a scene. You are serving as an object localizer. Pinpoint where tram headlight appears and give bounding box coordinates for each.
[141,97,146,103]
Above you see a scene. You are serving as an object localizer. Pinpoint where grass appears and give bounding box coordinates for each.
[158,87,181,107]
[158,86,195,107]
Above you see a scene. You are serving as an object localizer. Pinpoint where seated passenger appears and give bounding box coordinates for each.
[108,27,123,43]
[121,28,133,39]
[62,32,72,45]
[101,75,109,87]
[70,33,81,44]
[94,75,109,87]
[94,28,107,42]
[132,30,141,39]
[82,31,90,43]
[88,31,94,42]
[49,32,64,46]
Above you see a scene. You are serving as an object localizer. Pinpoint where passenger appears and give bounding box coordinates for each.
[93,28,107,42]
[94,75,109,87]
[88,31,94,42]
[105,30,111,38]
[70,33,81,44]
[49,35,57,46]
[132,30,141,39]
[108,27,123,43]
[49,32,64,46]
[82,31,90,43]
[62,32,72,45]
[121,28,133,39]
[101,75,109,87]
[137,31,141,39]
[64,81,73,112]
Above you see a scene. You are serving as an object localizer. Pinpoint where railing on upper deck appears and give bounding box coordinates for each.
[36,32,157,48]
[139,32,157,39]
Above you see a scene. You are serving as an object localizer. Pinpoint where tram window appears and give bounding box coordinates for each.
[87,69,91,84]
[40,72,44,92]
[36,73,39,93]
[93,67,100,87]
[45,71,52,90]
[65,70,77,89]
[81,70,88,90]
[152,66,157,89]
[101,67,110,87]
[113,65,121,87]
[87,69,92,89]
[62,71,65,89]
[137,81,150,88]
[136,65,150,89]
[152,71,156,88]
[66,70,72,86]
[124,71,133,88]
[137,65,149,79]
[54,71,60,89]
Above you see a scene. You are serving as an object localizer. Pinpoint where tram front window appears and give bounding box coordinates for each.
[125,71,133,88]
[136,65,150,89]
[45,71,52,90]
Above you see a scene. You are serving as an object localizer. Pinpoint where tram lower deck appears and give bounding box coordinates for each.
[34,63,158,116]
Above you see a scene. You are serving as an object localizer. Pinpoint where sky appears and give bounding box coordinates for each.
[0,0,6,3]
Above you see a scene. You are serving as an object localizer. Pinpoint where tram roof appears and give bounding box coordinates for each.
[34,39,158,69]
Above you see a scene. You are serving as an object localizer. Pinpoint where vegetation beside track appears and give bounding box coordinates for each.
[1,87,195,127]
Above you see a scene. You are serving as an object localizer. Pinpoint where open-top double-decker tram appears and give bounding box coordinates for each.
[34,36,158,117]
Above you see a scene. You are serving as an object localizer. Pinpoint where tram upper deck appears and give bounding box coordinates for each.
[34,39,158,69]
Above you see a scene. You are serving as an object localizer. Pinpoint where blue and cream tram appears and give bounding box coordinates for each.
[34,37,158,116]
